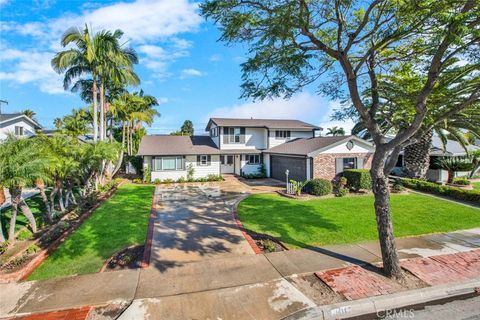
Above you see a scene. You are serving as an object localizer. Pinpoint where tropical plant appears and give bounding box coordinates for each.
[59,108,90,138]
[0,185,6,243]
[436,157,473,183]
[180,120,194,136]
[289,179,307,196]
[0,135,48,241]
[326,126,345,136]
[22,109,36,120]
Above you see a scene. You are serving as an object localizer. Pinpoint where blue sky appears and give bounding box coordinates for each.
[0,0,353,134]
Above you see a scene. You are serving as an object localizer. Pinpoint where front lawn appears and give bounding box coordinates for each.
[473,182,480,190]
[28,184,154,280]
[1,194,46,239]
[238,193,480,248]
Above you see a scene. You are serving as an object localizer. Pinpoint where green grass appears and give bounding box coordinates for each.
[28,184,154,280]
[473,182,480,190]
[238,193,480,248]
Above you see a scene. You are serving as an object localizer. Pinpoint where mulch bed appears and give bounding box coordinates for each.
[248,232,288,253]
[102,245,145,272]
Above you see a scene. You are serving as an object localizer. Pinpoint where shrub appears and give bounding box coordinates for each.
[17,229,33,241]
[132,178,142,184]
[259,239,276,252]
[289,179,308,196]
[0,241,9,255]
[452,177,471,185]
[196,177,207,182]
[162,178,174,184]
[391,178,405,193]
[305,178,332,196]
[207,174,223,181]
[343,169,372,191]
[153,178,161,185]
[127,155,143,175]
[334,187,349,197]
[143,167,151,183]
[177,176,186,183]
[26,244,40,254]
[333,177,348,197]
[187,164,195,181]
[402,178,480,204]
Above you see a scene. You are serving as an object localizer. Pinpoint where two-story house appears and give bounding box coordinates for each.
[138,117,374,182]
[0,113,42,141]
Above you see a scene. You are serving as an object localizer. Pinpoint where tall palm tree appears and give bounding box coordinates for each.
[0,185,6,243]
[52,25,99,141]
[0,135,48,241]
[22,109,36,120]
[326,126,345,136]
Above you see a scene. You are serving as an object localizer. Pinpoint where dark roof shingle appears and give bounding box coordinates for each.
[265,136,364,156]
[206,118,320,131]
[137,135,220,156]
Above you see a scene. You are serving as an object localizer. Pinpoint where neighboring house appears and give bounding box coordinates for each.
[138,118,374,182]
[0,113,42,140]
[394,136,480,182]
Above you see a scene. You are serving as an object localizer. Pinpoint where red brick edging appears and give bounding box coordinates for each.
[232,197,262,255]
[140,190,158,268]
[0,187,119,283]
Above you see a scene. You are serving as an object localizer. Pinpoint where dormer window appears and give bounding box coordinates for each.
[275,130,290,139]
[224,127,245,144]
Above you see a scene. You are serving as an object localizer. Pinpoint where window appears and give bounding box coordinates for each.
[342,157,357,170]
[221,155,233,165]
[247,154,260,164]
[275,130,291,139]
[210,127,218,137]
[15,126,24,136]
[200,155,208,166]
[224,127,243,143]
[153,156,184,171]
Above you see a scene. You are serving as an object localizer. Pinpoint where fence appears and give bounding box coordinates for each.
[286,182,295,195]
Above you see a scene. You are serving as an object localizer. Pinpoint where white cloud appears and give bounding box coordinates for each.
[1,0,202,93]
[0,0,9,5]
[209,54,222,62]
[0,49,66,94]
[180,68,204,78]
[204,92,355,134]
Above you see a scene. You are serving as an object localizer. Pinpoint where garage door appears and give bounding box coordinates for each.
[271,155,306,182]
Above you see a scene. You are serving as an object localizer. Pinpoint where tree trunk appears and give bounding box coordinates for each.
[19,200,37,233]
[0,211,5,243]
[371,151,403,279]
[58,187,65,212]
[8,187,22,241]
[0,186,5,243]
[112,122,126,177]
[92,76,98,142]
[100,80,105,141]
[447,170,455,183]
[404,131,433,179]
[35,179,52,224]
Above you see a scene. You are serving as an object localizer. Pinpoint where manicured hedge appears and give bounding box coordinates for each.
[343,169,372,191]
[402,178,480,204]
[305,178,333,196]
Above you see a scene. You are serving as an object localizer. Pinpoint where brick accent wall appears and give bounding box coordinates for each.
[312,153,373,180]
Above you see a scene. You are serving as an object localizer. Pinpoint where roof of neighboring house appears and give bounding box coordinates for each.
[0,113,42,129]
[138,135,220,156]
[265,135,373,156]
[430,136,480,156]
[206,118,321,131]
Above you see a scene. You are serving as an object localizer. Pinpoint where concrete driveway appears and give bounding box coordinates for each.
[149,184,255,268]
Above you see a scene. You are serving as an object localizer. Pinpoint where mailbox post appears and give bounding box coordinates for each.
[285,169,289,191]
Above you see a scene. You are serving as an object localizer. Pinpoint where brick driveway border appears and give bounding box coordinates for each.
[7,306,91,320]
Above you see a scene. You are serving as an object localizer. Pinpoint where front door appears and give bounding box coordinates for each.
[234,155,241,175]
[220,155,234,174]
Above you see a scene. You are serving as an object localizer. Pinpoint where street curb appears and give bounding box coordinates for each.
[283,278,480,320]
[140,188,158,268]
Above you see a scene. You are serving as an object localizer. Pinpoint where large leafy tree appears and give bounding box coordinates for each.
[180,120,195,136]
[0,136,48,241]
[202,0,480,278]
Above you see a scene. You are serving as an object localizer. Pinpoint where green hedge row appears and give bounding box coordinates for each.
[401,178,480,204]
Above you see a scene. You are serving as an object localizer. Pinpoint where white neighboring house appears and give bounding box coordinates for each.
[0,113,42,140]
[138,117,375,182]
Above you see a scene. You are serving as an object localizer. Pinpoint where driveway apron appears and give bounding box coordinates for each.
[149,184,254,266]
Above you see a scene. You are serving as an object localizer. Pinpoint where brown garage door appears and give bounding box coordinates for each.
[271,155,306,182]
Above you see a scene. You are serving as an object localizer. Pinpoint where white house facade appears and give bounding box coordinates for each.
[138,118,374,182]
[0,113,42,141]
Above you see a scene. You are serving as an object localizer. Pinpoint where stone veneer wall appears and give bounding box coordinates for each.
[312,153,373,180]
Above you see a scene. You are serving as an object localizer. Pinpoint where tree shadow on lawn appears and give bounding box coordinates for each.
[240,196,380,267]
[1,195,46,238]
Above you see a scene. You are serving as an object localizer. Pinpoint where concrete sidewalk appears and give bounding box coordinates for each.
[2,228,479,319]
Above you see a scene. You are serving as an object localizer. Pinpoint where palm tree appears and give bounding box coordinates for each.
[326,126,345,136]
[53,118,63,130]
[22,109,36,120]
[180,120,194,136]
[61,108,90,138]
[52,25,100,141]
[0,185,6,243]
[0,135,48,241]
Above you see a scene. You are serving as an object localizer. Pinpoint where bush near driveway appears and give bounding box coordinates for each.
[237,193,479,248]
[402,178,480,204]
[28,184,154,281]
[305,179,332,196]
[343,169,372,191]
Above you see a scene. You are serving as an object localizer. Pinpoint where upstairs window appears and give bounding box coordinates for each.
[275,130,291,139]
[15,126,24,136]
[210,127,218,137]
[224,127,244,144]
